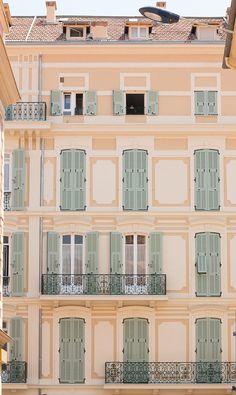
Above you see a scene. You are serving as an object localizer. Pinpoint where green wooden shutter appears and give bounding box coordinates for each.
[50,90,61,116]
[123,318,135,362]
[149,233,162,274]
[74,150,86,210]
[110,233,123,274]
[207,91,218,115]
[86,232,99,273]
[208,150,220,211]
[85,91,97,115]
[136,318,149,362]
[136,150,148,210]
[208,233,221,296]
[113,90,125,115]
[11,232,24,296]
[47,232,59,274]
[123,150,136,210]
[12,149,25,210]
[73,318,85,383]
[209,318,221,362]
[196,318,208,362]
[5,105,13,120]
[60,150,73,210]
[147,91,158,115]
[195,150,207,210]
[10,317,22,361]
[194,91,206,115]
[59,318,72,383]
[196,233,208,296]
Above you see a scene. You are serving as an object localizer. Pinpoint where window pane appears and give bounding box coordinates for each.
[130,27,138,38]
[75,235,83,244]
[3,244,9,277]
[62,244,71,274]
[3,236,9,244]
[4,162,10,192]
[70,27,83,37]
[63,235,71,244]
[74,244,83,274]
[64,94,71,110]
[125,236,134,274]
[140,27,147,38]
[137,237,146,274]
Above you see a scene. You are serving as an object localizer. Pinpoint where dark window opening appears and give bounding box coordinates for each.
[3,238,9,278]
[126,94,145,115]
[70,27,84,37]
[75,94,83,115]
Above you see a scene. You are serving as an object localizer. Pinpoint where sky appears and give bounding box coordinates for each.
[6,0,232,17]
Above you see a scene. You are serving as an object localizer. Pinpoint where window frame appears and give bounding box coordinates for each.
[66,25,87,40]
[60,234,85,275]
[63,92,84,116]
[129,25,149,40]
[124,234,147,275]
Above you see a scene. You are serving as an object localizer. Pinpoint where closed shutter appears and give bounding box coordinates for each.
[50,90,61,116]
[59,318,73,383]
[196,233,208,297]
[11,232,24,296]
[195,91,206,115]
[208,233,221,296]
[149,233,162,274]
[47,232,59,274]
[113,90,125,115]
[136,150,148,210]
[208,150,220,211]
[209,318,221,362]
[195,150,207,210]
[85,91,97,115]
[136,318,149,362]
[60,150,73,210]
[123,150,136,210]
[73,318,85,383]
[196,318,208,362]
[86,232,99,273]
[12,149,25,210]
[207,91,218,115]
[123,318,135,362]
[74,150,86,210]
[110,233,123,274]
[147,91,158,115]
[10,317,23,361]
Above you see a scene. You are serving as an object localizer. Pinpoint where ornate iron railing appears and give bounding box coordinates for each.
[3,277,10,297]
[5,102,47,121]
[3,192,11,211]
[105,362,236,384]
[1,362,27,383]
[41,274,166,295]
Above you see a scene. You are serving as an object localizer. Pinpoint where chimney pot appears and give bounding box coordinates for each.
[156,2,166,8]
[46,1,57,24]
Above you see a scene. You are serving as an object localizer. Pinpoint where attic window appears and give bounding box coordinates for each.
[70,27,84,37]
[192,24,221,41]
[64,24,90,40]
[129,26,148,39]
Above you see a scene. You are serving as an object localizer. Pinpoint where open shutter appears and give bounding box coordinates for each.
[136,318,149,362]
[50,90,61,116]
[136,150,148,210]
[147,91,158,115]
[209,318,221,362]
[123,319,135,362]
[207,91,218,115]
[123,150,135,210]
[47,232,59,274]
[60,150,73,210]
[195,233,208,296]
[194,91,206,115]
[5,105,13,121]
[194,150,207,210]
[74,150,86,210]
[113,90,125,115]
[196,318,208,362]
[208,233,221,296]
[10,317,22,361]
[110,233,123,274]
[85,91,97,115]
[86,232,99,274]
[73,318,85,383]
[11,232,24,296]
[149,233,162,274]
[208,150,220,210]
[12,149,25,210]
[59,318,72,383]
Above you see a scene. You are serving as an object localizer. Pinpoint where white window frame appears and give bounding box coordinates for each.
[124,234,147,275]
[196,26,220,41]
[63,92,84,116]
[66,26,87,40]
[4,154,11,192]
[60,234,85,275]
[129,26,148,40]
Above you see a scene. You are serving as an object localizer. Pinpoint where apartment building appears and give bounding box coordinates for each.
[2,1,236,394]
[0,0,19,379]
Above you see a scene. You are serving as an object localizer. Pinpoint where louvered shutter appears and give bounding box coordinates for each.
[5,105,13,120]
[11,232,24,296]
[209,318,221,362]
[136,150,148,210]
[10,317,23,361]
[60,150,73,210]
[147,91,158,115]
[195,233,208,296]
[208,233,221,296]
[74,150,86,210]
[136,318,149,362]
[12,149,25,210]
[195,150,207,210]
[47,232,59,274]
[208,150,220,211]
[113,90,125,115]
[110,233,123,274]
[85,91,97,115]
[149,233,162,274]
[123,319,135,362]
[195,91,206,115]
[196,318,208,362]
[86,232,99,274]
[207,91,218,115]
[123,150,136,210]
[50,90,61,116]
[59,318,72,383]
[73,318,85,383]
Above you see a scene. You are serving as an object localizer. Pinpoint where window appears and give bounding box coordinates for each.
[70,27,84,38]
[113,90,158,116]
[2,321,8,352]
[194,149,220,211]
[65,25,87,40]
[126,93,145,115]
[129,26,148,39]
[125,235,146,275]
[3,236,9,294]
[4,154,11,192]
[194,91,218,115]
[195,232,221,297]
[61,235,84,275]
[123,149,148,211]
[63,92,83,116]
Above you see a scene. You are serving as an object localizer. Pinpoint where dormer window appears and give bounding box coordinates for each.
[70,27,84,38]
[129,26,148,39]
[125,20,152,40]
[191,23,221,41]
[64,23,90,40]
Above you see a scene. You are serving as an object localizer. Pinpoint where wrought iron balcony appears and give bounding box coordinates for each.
[41,274,166,296]
[1,362,27,383]
[3,192,11,211]
[5,102,47,121]
[105,362,236,384]
[3,277,10,297]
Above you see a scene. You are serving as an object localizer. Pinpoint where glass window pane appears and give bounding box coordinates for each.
[137,240,146,274]
[126,235,134,245]
[63,235,71,244]
[3,236,8,244]
[74,244,83,274]
[125,246,133,274]
[75,235,83,244]
[62,244,71,274]
[140,27,147,38]
[64,94,71,110]
[70,27,83,37]
[3,245,9,277]
[130,27,138,38]
[4,162,10,192]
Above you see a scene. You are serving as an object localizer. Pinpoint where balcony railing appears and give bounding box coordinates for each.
[5,102,47,121]
[3,192,11,211]
[105,362,236,384]
[41,274,166,296]
[3,277,10,297]
[1,362,27,383]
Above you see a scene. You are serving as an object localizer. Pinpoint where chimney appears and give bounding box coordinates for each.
[156,2,166,8]
[91,21,108,40]
[46,1,57,24]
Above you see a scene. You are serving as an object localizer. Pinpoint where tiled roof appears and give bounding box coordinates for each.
[5,15,225,43]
